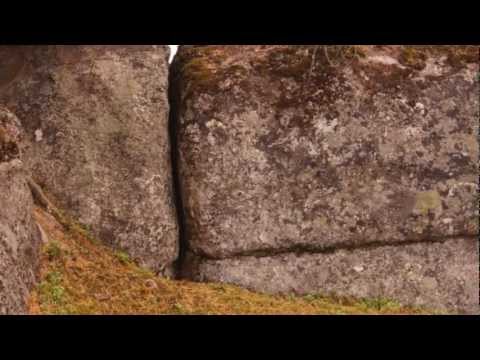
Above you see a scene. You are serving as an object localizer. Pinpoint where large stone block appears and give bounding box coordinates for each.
[0,108,41,314]
[172,45,479,311]
[184,238,479,314]
[0,46,178,274]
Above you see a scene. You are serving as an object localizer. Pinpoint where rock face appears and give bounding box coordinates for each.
[185,238,479,313]
[0,46,178,275]
[172,45,479,312]
[0,108,41,314]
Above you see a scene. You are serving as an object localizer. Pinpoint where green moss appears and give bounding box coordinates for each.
[38,271,66,306]
[399,46,478,70]
[114,251,131,265]
[399,47,428,70]
[171,302,188,314]
[444,46,479,68]
[415,191,442,216]
[54,208,99,245]
[360,297,403,311]
[45,241,63,261]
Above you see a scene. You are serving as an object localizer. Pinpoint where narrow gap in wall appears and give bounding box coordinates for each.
[168,45,188,279]
[169,45,178,64]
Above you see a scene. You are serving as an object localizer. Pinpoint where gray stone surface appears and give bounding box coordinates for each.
[184,238,479,314]
[173,46,479,259]
[0,108,41,314]
[173,46,479,311]
[0,46,178,274]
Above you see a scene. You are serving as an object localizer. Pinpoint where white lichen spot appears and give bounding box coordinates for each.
[34,129,43,142]
[306,142,320,156]
[207,132,216,146]
[365,55,406,69]
[414,102,426,115]
[314,117,338,137]
[206,119,225,129]
[404,126,422,138]
[353,265,365,273]
[448,182,478,197]
[414,57,447,80]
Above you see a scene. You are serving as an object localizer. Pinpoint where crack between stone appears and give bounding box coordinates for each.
[189,234,479,262]
[168,52,188,278]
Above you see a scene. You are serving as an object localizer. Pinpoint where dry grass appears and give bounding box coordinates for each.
[28,206,435,315]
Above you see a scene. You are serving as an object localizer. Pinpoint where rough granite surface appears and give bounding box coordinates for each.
[0,46,178,275]
[172,45,479,311]
[184,238,479,314]
[1,45,478,313]
[0,108,41,314]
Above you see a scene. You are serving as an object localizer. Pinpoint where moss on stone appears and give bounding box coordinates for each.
[181,57,216,89]
[443,46,479,68]
[175,46,231,96]
[415,191,442,216]
[253,46,362,82]
[399,47,428,70]
[399,46,478,70]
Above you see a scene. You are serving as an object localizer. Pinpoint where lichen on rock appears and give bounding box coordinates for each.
[172,45,479,312]
[183,237,479,314]
[0,46,179,275]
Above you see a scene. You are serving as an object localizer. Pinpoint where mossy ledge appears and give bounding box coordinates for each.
[28,188,435,315]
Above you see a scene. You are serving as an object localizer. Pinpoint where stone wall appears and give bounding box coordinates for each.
[0,46,179,275]
[0,45,478,313]
[172,45,479,313]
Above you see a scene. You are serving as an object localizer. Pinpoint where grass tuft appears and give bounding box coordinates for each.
[114,251,131,265]
[45,241,62,261]
[38,271,66,306]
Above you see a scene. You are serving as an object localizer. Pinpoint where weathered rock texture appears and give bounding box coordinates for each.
[172,45,479,312]
[0,108,41,314]
[0,46,178,274]
[185,238,479,314]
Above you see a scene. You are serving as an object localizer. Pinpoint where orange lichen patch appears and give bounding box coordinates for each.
[177,46,478,88]
[174,46,229,94]
[174,46,405,110]
[441,46,479,67]
[371,45,479,70]
[399,47,429,70]
[28,203,434,315]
